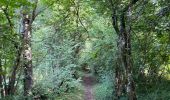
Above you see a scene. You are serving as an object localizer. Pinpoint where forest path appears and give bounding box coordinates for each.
[82,74,96,100]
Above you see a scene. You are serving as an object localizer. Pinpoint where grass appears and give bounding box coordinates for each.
[55,89,84,100]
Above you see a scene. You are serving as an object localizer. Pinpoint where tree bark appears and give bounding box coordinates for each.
[0,59,4,98]
[22,13,33,97]
[121,7,137,100]
[21,1,38,97]
[109,0,139,100]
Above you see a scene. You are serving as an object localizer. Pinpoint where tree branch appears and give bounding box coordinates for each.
[31,0,54,23]
[1,7,13,28]
[108,0,119,34]
[31,0,38,23]
[120,0,140,33]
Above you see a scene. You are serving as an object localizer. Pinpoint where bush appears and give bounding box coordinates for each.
[93,72,114,100]
[32,64,82,99]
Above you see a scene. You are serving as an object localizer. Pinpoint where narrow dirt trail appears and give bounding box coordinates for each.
[82,75,96,100]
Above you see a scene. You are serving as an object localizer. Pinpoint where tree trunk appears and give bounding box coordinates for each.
[3,74,8,96]
[8,46,22,95]
[22,13,33,97]
[125,7,137,100]
[0,59,4,98]
[109,0,139,100]
[21,1,38,97]
[118,7,137,100]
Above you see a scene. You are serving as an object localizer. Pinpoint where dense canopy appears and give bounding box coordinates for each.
[0,0,169,100]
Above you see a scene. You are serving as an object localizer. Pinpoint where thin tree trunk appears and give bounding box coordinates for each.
[8,46,22,95]
[2,5,21,96]
[0,59,4,98]
[3,75,8,96]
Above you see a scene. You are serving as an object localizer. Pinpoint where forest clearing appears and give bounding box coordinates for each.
[0,0,170,100]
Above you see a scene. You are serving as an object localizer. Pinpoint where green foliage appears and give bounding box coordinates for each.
[137,80,170,100]
[32,37,81,98]
[138,90,170,100]
[0,0,170,99]
[94,78,114,100]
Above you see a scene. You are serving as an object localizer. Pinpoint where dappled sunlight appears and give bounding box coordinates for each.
[159,64,170,80]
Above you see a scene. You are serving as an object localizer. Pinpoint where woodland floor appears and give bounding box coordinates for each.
[82,74,96,100]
